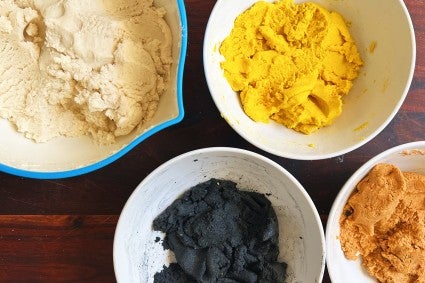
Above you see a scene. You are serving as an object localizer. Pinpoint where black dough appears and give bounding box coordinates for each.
[153,263,197,283]
[152,178,287,283]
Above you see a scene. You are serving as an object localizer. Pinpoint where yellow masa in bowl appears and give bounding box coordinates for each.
[220,0,363,134]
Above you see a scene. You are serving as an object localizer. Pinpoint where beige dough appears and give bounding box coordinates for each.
[0,0,172,144]
[340,163,425,282]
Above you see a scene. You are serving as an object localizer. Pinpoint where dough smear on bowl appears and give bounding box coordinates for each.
[340,163,425,282]
[0,0,172,144]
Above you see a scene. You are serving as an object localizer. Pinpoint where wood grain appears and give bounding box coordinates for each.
[0,0,423,282]
[0,215,118,283]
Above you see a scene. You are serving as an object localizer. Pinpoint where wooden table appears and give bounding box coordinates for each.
[0,0,424,282]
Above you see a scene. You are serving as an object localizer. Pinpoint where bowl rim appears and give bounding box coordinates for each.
[0,0,188,180]
[113,146,326,282]
[203,0,417,161]
[325,140,425,282]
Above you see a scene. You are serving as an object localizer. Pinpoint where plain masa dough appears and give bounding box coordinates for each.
[0,0,172,144]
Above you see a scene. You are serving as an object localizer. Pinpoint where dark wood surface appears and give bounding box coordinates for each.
[0,0,424,282]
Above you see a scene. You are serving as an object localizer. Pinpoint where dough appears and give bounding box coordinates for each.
[0,0,172,144]
[220,0,363,134]
[153,178,287,282]
[340,163,425,282]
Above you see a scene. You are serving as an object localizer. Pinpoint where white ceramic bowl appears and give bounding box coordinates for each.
[0,0,188,179]
[113,147,326,282]
[203,0,416,160]
[326,141,425,282]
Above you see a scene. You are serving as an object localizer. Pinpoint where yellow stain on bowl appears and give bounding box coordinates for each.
[368,41,377,53]
[308,143,316,149]
[221,113,230,124]
[382,78,389,92]
[221,113,240,126]
[344,20,352,28]
[213,43,218,53]
[400,149,425,156]
[354,122,368,131]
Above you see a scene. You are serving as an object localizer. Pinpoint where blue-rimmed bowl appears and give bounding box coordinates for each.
[0,0,187,179]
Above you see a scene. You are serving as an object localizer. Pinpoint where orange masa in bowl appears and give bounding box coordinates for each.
[340,163,425,282]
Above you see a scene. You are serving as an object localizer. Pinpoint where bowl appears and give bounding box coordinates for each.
[326,141,425,282]
[113,147,326,282]
[0,0,188,179]
[203,0,416,160]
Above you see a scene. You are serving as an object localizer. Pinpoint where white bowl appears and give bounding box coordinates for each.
[0,0,188,179]
[203,0,416,160]
[326,141,425,282]
[113,147,326,282]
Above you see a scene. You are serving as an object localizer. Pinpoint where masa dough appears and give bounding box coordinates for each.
[220,0,363,134]
[0,0,172,144]
[340,163,425,282]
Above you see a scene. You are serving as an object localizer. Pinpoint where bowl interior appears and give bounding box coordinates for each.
[113,147,325,283]
[326,141,425,283]
[0,0,186,178]
[203,0,415,160]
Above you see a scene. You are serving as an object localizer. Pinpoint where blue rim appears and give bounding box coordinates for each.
[0,0,188,180]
